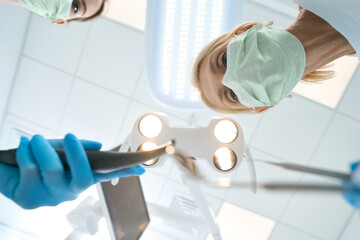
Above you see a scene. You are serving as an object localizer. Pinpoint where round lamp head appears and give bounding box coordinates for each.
[138,114,163,139]
[213,147,237,172]
[137,142,160,166]
[214,119,238,144]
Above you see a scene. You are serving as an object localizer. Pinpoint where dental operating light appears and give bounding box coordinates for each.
[119,112,256,240]
[131,113,255,179]
[145,0,235,110]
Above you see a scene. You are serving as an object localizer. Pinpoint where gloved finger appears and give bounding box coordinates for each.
[16,137,42,196]
[93,165,145,183]
[350,161,360,172]
[30,135,67,189]
[0,163,19,199]
[342,190,360,209]
[64,134,93,191]
[48,138,102,150]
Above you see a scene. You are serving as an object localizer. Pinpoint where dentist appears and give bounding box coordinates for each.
[0,0,147,209]
[192,0,357,114]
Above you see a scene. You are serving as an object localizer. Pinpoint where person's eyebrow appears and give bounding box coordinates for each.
[80,0,87,16]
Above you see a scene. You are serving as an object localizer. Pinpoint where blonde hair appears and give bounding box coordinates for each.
[192,22,334,114]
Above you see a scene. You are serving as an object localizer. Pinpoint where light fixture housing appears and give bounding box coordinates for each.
[131,113,247,174]
[144,0,237,110]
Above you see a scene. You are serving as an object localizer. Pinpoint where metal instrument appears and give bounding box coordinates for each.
[0,140,175,173]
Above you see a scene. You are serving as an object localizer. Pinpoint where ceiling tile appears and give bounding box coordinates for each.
[269,223,320,240]
[225,149,303,220]
[280,175,353,239]
[8,57,73,131]
[339,211,360,240]
[77,19,143,97]
[140,172,167,203]
[24,15,91,74]
[59,79,130,149]
[338,65,360,121]
[310,114,360,172]
[251,95,333,165]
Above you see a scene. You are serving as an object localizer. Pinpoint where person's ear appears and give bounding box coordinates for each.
[53,19,67,25]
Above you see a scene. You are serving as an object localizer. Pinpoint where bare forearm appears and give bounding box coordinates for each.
[286,8,355,76]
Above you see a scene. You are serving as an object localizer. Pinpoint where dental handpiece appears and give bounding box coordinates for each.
[0,140,175,173]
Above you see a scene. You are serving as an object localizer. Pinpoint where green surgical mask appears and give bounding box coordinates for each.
[19,0,73,22]
[222,24,306,108]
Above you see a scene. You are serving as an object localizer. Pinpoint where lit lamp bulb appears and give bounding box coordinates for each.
[138,114,163,138]
[213,147,237,172]
[137,142,159,166]
[214,120,238,143]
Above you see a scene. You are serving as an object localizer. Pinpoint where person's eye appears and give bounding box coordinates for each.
[72,0,79,13]
[222,52,227,67]
[230,90,238,101]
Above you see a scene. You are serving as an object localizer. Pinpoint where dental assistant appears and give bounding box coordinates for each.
[1,0,106,24]
[192,0,357,114]
[0,0,145,210]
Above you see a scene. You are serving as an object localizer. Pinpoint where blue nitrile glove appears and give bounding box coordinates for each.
[342,161,360,209]
[0,133,145,209]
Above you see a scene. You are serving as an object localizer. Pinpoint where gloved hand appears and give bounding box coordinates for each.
[343,161,360,209]
[0,133,145,209]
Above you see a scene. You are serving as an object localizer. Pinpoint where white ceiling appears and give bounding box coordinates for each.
[0,0,360,240]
